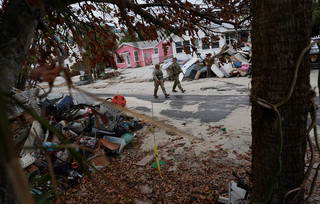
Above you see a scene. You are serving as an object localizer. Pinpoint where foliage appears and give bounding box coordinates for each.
[312,0,320,36]
[119,30,141,44]
[1,0,251,72]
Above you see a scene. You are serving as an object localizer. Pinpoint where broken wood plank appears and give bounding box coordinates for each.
[99,138,120,150]
[136,155,155,166]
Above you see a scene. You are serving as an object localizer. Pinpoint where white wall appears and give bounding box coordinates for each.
[171,29,226,59]
[151,53,160,64]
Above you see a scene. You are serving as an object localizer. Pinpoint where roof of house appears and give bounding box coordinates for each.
[120,40,161,49]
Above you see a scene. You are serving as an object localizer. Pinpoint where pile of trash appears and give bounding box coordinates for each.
[161,43,252,80]
[9,88,144,195]
[211,43,252,78]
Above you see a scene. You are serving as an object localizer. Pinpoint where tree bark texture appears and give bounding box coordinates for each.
[0,0,38,91]
[0,0,38,203]
[251,1,312,203]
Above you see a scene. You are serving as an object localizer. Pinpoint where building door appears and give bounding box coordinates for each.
[126,53,131,67]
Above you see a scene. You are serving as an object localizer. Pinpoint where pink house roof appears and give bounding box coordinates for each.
[119,40,162,49]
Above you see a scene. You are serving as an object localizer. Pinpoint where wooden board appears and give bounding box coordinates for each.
[90,149,110,167]
[194,70,201,80]
[136,155,155,166]
[99,138,120,150]
[211,64,224,78]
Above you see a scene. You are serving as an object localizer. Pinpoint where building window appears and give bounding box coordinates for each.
[175,41,183,53]
[202,38,210,50]
[211,37,220,48]
[154,48,159,54]
[226,33,236,45]
[183,40,191,54]
[116,54,124,64]
[194,38,200,48]
[191,38,200,48]
[144,52,148,59]
[134,51,139,62]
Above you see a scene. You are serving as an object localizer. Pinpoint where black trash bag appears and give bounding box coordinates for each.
[130,122,144,132]
[115,124,129,137]
[54,163,81,186]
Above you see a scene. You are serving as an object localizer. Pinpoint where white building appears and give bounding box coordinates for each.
[171,26,250,59]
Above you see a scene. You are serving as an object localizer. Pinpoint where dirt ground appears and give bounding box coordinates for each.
[44,66,320,203]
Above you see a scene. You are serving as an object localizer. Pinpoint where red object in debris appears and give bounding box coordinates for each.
[71,160,79,169]
[112,95,126,107]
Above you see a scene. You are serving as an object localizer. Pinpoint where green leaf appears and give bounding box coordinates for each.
[312,9,320,26]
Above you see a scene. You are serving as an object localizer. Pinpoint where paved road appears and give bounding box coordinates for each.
[73,93,251,123]
[69,92,320,126]
[50,70,320,127]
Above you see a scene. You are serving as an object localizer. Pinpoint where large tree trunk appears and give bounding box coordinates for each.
[0,0,38,203]
[251,1,312,203]
[15,64,30,91]
[0,0,37,91]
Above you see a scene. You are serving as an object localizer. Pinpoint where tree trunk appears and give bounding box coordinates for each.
[15,64,30,91]
[317,43,320,96]
[0,0,38,203]
[0,0,38,91]
[0,157,18,204]
[251,1,312,203]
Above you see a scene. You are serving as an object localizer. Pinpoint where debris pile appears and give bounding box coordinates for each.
[9,88,144,197]
[161,43,252,80]
[197,44,251,79]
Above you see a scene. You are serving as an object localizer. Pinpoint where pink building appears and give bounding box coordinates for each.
[114,40,173,68]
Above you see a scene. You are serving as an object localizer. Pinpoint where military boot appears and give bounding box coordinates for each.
[154,90,158,98]
[179,85,185,93]
[165,93,170,98]
[172,84,177,92]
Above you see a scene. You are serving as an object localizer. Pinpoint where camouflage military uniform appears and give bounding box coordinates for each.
[153,66,169,98]
[169,62,185,92]
[205,56,213,77]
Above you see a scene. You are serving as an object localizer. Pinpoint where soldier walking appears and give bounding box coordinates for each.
[204,53,213,77]
[153,64,170,98]
[169,57,186,93]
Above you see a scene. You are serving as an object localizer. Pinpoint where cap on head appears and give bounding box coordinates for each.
[173,57,177,60]
[155,64,160,68]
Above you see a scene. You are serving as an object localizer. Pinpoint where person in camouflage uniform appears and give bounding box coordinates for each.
[169,57,186,93]
[153,64,170,98]
[204,53,213,77]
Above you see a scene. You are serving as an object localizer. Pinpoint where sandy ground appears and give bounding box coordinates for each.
[41,66,319,164]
